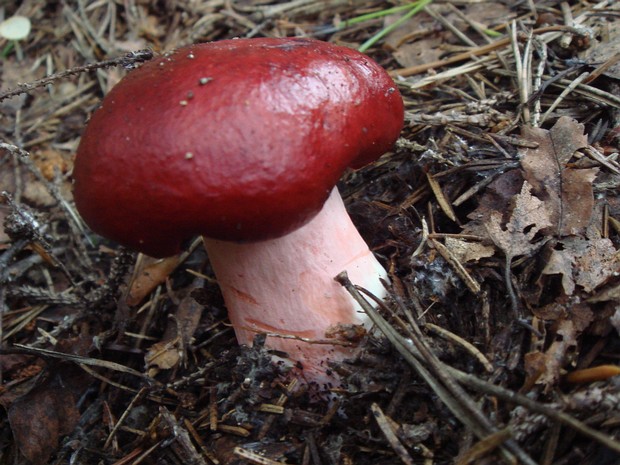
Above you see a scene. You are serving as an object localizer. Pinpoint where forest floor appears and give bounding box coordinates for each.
[1,1,620,464]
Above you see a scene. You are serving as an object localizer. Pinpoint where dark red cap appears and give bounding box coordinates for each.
[73,38,404,257]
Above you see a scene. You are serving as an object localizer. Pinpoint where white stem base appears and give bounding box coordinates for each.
[203,188,387,387]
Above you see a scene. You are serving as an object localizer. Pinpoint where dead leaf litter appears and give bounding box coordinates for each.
[1,1,620,464]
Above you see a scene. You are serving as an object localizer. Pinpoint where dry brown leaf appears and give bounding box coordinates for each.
[1,337,92,465]
[523,351,546,390]
[541,245,576,295]
[530,302,565,321]
[126,255,181,306]
[485,181,552,261]
[444,237,495,263]
[560,167,598,235]
[392,41,444,69]
[525,304,593,390]
[463,169,524,239]
[520,117,594,236]
[146,289,204,375]
[457,2,515,31]
[543,237,618,295]
[145,338,181,373]
[588,280,620,303]
[383,9,443,68]
[572,239,618,293]
[8,373,81,465]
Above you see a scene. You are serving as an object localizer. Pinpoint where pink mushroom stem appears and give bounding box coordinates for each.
[203,187,387,385]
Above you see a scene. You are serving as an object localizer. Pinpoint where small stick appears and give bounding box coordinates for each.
[104,388,147,449]
[371,403,415,465]
[0,49,153,102]
[335,272,537,465]
[424,323,493,372]
[233,447,288,465]
[430,238,481,295]
[334,273,620,455]
[257,379,296,439]
[540,71,591,124]
[390,26,580,78]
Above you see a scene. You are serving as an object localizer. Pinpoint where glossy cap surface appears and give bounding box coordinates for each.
[73,38,404,257]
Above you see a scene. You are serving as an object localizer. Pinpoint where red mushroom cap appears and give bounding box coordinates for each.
[73,38,404,257]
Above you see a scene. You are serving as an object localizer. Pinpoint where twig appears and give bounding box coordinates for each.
[371,403,415,465]
[335,273,620,456]
[0,49,153,102]
[234,447,288,465]
[540,71,591,124]
[335,272,537,465]
[257,379,297,440]
[390,25,579,78]
[456,371,620,455]
[7,344,158,383]
[159,408,209,465]
[430,238,481,295]
[424,323,493,372]
[509,22,530,124]
[104,388,147,449]
[0,143,91,251]
[530,37,548,127]
[504,253,520,318]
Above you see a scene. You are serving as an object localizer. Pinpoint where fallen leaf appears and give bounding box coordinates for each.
[392,41,444,69]
[485,181,552,261]
[520,117,594,236]
[587,279,620,303]
[523,351,547,389]
[463,168,524,239]
[444,237,495,263]
[541,243,577,296]
[542,237,618,295]
[1,336,92,465]
[126,255,181,306]
[146,287,205,375]
[383,9,442,68]
[145,338,181,373]
[8,372,81,465]
[457,2,515,31]
[570,238,618,293]
[524,303,593,390]
[530,302,565,321]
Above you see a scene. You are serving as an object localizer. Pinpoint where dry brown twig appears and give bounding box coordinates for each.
[336,273,620,457]
[336,272,538,465]
[0,50,153,103]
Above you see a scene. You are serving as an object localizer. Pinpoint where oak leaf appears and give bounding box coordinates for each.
[485,181,552,261]
[524,304,593,390]
[520,117,595,236]
[542,237,619,296]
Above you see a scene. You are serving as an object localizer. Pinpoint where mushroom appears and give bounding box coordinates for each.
[73,38,404,385]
